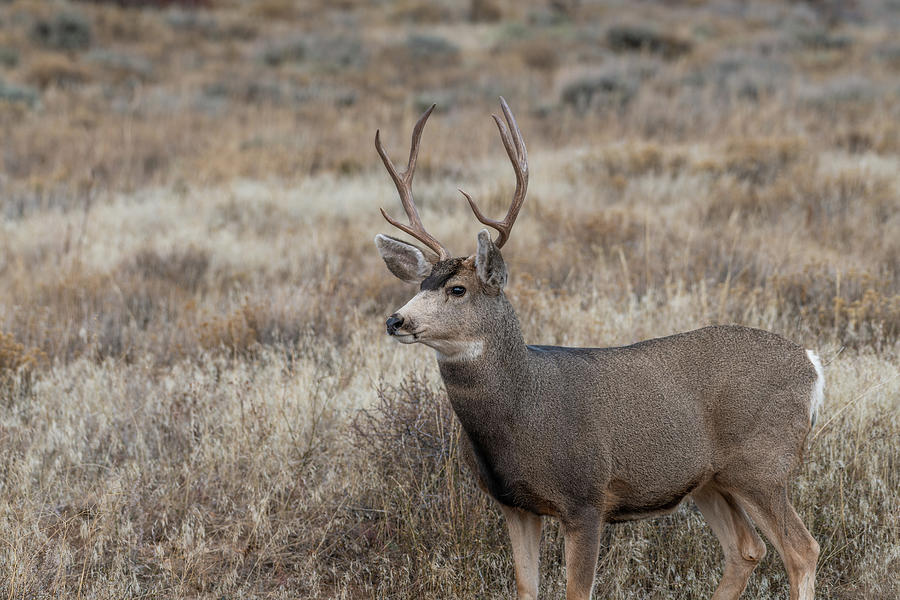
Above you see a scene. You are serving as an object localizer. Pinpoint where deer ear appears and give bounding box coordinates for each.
[475,229,507,290]
[375,234,433,283]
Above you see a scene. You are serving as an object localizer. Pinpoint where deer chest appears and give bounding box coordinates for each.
[459,430,560,517]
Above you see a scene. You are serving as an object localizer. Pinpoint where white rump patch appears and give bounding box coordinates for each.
[806,349,825,427]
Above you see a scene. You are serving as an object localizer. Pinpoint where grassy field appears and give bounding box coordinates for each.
[1,0,898,597]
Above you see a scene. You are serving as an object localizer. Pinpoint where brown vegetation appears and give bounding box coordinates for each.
[0,0,898,598]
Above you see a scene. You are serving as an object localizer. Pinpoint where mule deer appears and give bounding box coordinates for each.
[374,99,823,600]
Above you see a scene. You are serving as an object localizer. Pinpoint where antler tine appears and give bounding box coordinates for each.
[376,104,451,261]
[461,97,528,249]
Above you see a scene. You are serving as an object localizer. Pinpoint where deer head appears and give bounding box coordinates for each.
[374,98,528,361]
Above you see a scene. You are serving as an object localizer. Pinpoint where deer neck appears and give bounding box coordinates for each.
[436,297,530,426]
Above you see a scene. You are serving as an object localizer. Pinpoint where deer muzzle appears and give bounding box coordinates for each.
[385,314,404,335]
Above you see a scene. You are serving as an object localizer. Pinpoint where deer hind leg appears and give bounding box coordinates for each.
[500,505,543,600]
[693,484,766,600]
[733,487,819,600]
[562,513,603,600]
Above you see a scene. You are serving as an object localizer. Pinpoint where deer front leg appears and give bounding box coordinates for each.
[500,505,543,600]
[563,513,603,600]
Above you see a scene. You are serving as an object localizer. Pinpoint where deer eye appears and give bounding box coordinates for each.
[448,285,466,297]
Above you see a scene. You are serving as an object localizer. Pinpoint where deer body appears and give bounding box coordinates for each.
[373,100,822,600]
[443,321,815,524]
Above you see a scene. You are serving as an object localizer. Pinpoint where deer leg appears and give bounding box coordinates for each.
[693,484,766,600]
[733,487,819,600]
[562,514,602,600]
[500,505,543,600]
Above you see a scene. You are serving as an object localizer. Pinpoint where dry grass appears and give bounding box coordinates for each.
[1,0,898,598]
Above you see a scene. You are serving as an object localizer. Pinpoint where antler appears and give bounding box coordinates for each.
[376,104,452,261]
[459,97,528,249]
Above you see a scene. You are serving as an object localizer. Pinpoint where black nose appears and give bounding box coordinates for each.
[385,314,404,335]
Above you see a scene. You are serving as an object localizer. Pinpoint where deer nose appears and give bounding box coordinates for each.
[385,314,404,335]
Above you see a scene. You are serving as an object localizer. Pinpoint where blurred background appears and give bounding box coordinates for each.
[1,0,898,598]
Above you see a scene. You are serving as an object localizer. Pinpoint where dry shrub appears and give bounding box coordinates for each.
[605,144,664,176]
[86,4,160,42]
[703,164,898,255]
[25,53,93,89]
[129,246,210,294]
[0,332,45,373]
[701,172,812,226]
[528,201,750,297]
[770,266,899,348]
[702,178,775,225]
[305,35,366,71]
[798,75,881,110]
[761,167,898,262]
[403,33,461,66]
[696,53,793,103]
[796,29,853,51]
[341,374,520,596]
[801,170,895,225]
[104,246,210,358]
[823,122,900,154]
[875,44,900,72]
[521,38,560,73]
[0,46,19,68]
[0,347,350,597]
[696,137,809,185]
[2,227,382,367]
[391,0,456,23]
[0,331,47,397]
[832,127,875,154]
[31,11,92,51]
[195,300,262,359]
[540,208,644,263]
[606,24,692,59]
[560,70,639,113]
[7,247,209,363]
[470,0,503,23]
[574,138,702,185]
[261,37,306,66]
[0,78,40,107]
[248,0,297,19]
[86,48,154,83]
[10,267,123,361]
[598,144,687,178]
